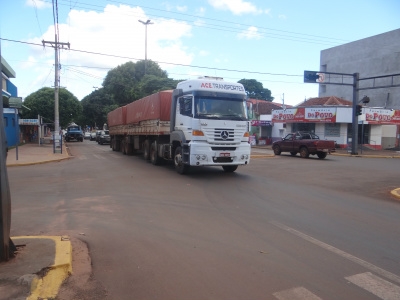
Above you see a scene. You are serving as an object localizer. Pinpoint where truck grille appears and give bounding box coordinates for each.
[213,128,234,142]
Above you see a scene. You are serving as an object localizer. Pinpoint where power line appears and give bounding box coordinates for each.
[50,0,347,46]
[0,38,303,78]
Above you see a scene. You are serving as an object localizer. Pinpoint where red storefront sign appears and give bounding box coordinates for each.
[272,107,336,123]
[365,108,400,124]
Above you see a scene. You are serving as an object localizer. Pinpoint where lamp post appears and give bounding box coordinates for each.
[138,19,153,74]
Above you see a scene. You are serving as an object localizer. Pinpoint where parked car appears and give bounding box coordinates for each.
[98,130,110,145]
[272,131,336,159]
[90,131,97,141]
[84,132,91,140]
[95,130,102,142]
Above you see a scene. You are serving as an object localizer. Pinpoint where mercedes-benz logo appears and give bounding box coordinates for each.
[220,130,229,140]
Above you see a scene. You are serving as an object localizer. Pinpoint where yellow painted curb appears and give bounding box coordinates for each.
[12,236,72,300]
[390,188,400,199]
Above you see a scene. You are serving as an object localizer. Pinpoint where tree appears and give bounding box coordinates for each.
[21,88,82,129]
[102,60,169,106]
[238,79,274,101]
[80,88,118,130]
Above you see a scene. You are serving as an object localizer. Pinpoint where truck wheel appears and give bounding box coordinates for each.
[317,152,327,159]
[273,145,281,155]
[150,142,162,165]
[143,140,151,161]
[222,165,238,173]
[174,146,189,174]
[290,151,297,156]
[300,147,310,158]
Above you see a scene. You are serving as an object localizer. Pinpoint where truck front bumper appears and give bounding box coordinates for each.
[188,142,251,166]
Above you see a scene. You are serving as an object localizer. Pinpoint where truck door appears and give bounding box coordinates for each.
[175,96,193,137]
[280,133,294,151]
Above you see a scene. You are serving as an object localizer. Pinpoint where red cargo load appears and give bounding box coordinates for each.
[107,106,127,126]
[126,90,173,124]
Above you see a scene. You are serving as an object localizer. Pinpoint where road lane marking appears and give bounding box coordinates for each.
[273,287,322,300]
[270,221,400,284]
[346,272,400,300]
[93,154,105,160]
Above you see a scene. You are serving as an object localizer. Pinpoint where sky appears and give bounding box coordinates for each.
[1,0,399,106]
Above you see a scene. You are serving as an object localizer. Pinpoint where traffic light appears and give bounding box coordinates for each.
[304,71,320,83]
[355,104,362,116]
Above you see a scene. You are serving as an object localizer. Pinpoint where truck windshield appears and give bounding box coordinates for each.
[194,97,247,120]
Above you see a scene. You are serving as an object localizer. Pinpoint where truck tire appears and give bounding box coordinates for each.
[222,165,238,173]
[300,147,310,158]
[317,152,327,159]
[143,140,151,161]
[273,145,281,155]
[174,146,189,174]
[150,142,162,165]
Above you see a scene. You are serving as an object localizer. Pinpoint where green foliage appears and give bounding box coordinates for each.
[102,60,169,107]
[80,88,118,130]
[20,87,82,129]
[238,79,274,101]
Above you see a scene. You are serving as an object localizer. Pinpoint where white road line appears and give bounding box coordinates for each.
[273,287,322,300]
[270,221,400,284]
[346,272,400,300]
[93,154,105,160]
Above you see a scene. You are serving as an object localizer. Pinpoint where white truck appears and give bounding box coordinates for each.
[107,76,251,174]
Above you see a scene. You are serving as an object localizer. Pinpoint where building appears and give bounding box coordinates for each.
[1,56,19,147]
[271,96,400,149]
[266,29,400,149]
[319,28,400,110]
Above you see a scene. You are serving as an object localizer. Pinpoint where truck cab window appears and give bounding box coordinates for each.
[179,97,192,117]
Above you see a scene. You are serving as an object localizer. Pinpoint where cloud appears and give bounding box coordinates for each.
[208,0,263,15]
[278,14,287,20]
[237,26,262,40]
[20,4,194,99]
[25,0,51,9]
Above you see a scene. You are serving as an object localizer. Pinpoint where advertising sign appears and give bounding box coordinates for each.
[305,107,336,122]
[365,108,400,124]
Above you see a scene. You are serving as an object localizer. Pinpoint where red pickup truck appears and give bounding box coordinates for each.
[272,131,336,159]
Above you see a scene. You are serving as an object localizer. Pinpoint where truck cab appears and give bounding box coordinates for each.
[170,77,251,173]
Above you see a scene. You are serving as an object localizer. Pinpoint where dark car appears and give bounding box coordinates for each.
[98,130,110,145]
[95,130,102,142]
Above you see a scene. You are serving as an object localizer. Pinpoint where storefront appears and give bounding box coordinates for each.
[271,106,400,149]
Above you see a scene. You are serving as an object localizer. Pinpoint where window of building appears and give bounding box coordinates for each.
[324,123,340,137]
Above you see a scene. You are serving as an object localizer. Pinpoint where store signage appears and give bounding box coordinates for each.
[19,119,39,125]
[272,107,336,123]
[8,97,22,108]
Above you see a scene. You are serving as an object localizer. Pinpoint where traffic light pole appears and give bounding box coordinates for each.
[351,73,360,155]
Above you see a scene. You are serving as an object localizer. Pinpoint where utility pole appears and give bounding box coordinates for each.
[42,36,70,151]
[138,19,153,74]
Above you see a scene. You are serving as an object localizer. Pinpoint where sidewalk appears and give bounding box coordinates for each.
[1,143,72,300]
[6,142,70,167]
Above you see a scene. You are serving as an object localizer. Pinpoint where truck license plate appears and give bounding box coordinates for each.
[220,153,231,157]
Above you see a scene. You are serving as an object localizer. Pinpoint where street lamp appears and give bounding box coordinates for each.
[138,19,153,74]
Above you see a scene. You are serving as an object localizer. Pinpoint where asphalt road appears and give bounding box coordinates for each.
[8,140,400,300]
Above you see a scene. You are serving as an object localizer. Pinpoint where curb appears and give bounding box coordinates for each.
[6,156,71,167]
[12,236,72,300]
[331,153,400,158]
